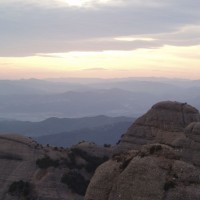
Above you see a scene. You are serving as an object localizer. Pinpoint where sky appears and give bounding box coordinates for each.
[0,0,200,79]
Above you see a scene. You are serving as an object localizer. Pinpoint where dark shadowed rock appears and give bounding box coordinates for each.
[181,122,200,166]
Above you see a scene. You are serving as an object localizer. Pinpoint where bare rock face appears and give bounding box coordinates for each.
[116,101,200,152]
[182,122,200,166]
[0,134,111,200]
[85,101,200,200]
[85,144,200,200]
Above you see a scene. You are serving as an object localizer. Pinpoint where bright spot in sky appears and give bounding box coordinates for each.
[114,37,156,42]
[63,0,114,7]
[65,0,86,6]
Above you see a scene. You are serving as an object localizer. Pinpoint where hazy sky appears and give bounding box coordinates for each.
[0,0,200,79]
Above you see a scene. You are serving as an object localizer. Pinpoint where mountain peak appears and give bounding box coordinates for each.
[116,101,200,152]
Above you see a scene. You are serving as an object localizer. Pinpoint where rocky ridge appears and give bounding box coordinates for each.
[85,101,200,200]
[0,134,111,200]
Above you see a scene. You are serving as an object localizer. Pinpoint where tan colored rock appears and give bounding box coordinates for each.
[85,101,200,200]
[0,134,110,200]
[85,144,200,200]
[116,101,200,152]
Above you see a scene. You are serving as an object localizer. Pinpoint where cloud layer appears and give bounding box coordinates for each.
[0,0,200,56]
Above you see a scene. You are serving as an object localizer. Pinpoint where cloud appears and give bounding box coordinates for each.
[0,0,200,56]
[83,67,108,71]
[114,37,156,42]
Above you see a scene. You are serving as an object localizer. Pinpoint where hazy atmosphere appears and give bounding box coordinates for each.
[1,2,200,199]
[0,0,200,79]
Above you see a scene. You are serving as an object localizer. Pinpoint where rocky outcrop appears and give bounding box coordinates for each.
[182,122,200,166]
[0,134,111,200]
[116,101,200,152]
[85,101,200,200]
[85,144,200,200]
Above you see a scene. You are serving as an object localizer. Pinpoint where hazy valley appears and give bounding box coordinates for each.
[1,78,200,121]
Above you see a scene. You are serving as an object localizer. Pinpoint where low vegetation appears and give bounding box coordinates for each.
[69,148,109,173]
[8,180,35,200]
[61,170,90,195]
[36,156,59,169]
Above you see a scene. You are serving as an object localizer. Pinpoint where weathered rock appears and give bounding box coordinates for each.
[116,101,200,152]
[181,122,200,166]
[85,101,200,200]
[85,144,200,200]
[0,134,110,200]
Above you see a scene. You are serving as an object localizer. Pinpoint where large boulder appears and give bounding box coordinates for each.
[85,144,200,200]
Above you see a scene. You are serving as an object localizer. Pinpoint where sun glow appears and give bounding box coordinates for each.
[62,0,114,7]
[0,45,200,79]
[64,0,88,6]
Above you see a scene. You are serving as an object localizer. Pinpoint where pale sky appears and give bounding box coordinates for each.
[0,0,200,79]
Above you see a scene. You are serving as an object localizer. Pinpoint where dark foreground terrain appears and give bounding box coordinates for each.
[1,101,200,200]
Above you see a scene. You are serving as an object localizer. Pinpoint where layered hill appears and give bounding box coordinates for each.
[2,78,200,121]
[0,116,133,146]
[85,101,200,200]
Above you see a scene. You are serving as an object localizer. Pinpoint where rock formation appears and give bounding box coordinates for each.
[85,101,200,200]
[0,134,111,200]
[116,101,200,152]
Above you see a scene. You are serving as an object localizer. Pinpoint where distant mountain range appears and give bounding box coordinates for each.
[0,116,134,146]
[35,120,132,147]
[1,77,200,121]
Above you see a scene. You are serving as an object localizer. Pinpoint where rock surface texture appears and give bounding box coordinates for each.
[0,134,111,200]
[85,101,200,200]
[115,101,200,152]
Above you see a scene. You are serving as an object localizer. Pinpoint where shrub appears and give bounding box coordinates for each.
[71,148,109,173]
[36,156,59,169]
[104,144,111,148]
[53,147,58,151]
[85,155,108,173]
[61,170,90,195]
[8,180,31,198]
[149,145,162,154]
